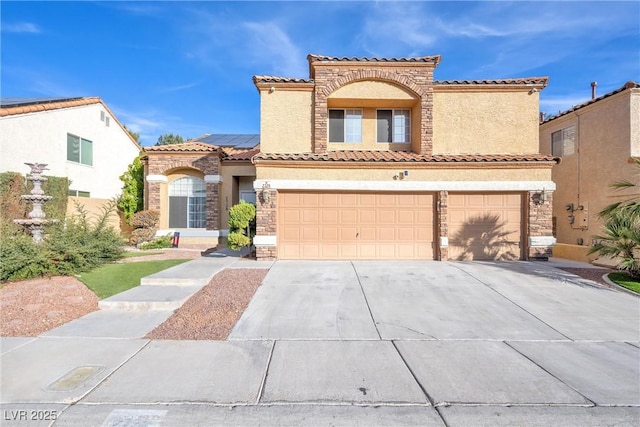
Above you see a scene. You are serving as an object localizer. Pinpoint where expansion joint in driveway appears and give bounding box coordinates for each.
[503,341,597,407]
[350,262,382,340]
[450,264,572,340]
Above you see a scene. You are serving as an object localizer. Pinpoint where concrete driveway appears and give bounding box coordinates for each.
[228,260,639,424]
[2,259,638,426]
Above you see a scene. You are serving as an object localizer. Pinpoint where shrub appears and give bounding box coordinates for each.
[129,210,160,245]
[117,155,144,224]
[0,172,69,223]
[227,201,256,251]
[140,234,173,250]
[0,201,124,282]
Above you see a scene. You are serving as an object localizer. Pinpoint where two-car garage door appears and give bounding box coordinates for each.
[278,191,434,260]
[277,191,523,260]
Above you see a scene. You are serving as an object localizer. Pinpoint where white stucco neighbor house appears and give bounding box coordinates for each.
[0,97,141,218]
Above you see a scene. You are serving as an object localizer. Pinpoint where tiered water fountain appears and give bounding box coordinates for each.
[14,162,58,242]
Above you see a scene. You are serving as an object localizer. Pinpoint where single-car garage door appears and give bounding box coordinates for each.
[448,193,523,260]
[278,191,434,260]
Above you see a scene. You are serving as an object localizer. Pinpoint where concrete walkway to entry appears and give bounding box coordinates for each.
[1,259,638,426]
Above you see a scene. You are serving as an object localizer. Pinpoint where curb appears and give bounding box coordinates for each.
[601,273,640,298]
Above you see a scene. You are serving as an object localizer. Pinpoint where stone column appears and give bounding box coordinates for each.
[255,187,278,260]
[437,190,449,260]
[527,190,555,260]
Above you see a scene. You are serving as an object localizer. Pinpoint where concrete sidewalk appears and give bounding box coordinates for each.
[1,258,638,426]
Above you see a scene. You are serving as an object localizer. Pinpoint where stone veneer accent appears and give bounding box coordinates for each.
[145,154,221,230]
[255,188,278,260]
[527,191,554,259]
[437,190,448,261]
[310,63,436,155]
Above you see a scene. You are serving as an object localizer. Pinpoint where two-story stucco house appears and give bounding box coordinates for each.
[251,54,557,261]
[0,97,141,222]
[539,81,640,262]
[143,54,557,259]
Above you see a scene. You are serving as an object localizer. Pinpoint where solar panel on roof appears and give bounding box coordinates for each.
[0,97,84,107]
[194,133,259,148]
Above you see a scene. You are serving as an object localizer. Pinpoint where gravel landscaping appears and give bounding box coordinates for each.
[0,253,624,338]
[146,268,269,340]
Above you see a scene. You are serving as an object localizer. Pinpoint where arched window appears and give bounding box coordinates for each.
[169,177,206,228]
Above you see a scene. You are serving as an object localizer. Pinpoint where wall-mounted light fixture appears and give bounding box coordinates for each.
[260,182,271,203]
[534,189,548,205]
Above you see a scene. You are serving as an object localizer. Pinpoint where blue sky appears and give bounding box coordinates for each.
[2,1,638,146]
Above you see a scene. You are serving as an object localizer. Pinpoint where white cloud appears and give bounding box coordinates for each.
[157,81,203,94]
[242,21,306,77]
[182,8,306,77]
[3,22,41,34]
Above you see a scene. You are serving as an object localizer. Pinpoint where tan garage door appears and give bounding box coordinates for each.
[278,192,434,260]
[448,193,523,260]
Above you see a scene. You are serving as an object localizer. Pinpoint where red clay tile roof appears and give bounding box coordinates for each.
[435,78,549,87]
[308,54,442,65]
[542,81,639,124]
[0,96,141,149]
[254,151,558,163]
[0,97,103,116]
[143,142,219,153]
[221,146,260,161]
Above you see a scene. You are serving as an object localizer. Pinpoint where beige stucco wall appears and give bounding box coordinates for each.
[539,88,639,249]
[259,89,313,154]
[433,90,540,155]
[257,165,552,182]
[66,196,121,231]
[631,89,640,157]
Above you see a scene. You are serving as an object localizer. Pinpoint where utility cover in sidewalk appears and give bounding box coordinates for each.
[46,365,105,391]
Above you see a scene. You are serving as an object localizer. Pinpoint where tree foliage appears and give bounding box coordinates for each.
[123,125,140,143]
[156,133,186,146]
[117,155,144,223]
[227,201,256,251]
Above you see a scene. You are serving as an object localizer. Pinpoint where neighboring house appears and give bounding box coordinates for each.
[0,97,141,225]
[141,134,259,247]
[539,81,640,262]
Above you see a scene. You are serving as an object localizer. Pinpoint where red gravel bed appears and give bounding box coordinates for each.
[146,268,268,340]
[558,267,612,286]
[0,276,99,337]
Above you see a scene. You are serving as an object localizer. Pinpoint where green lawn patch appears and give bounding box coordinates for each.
[121,251,164,258]
[608,272,640,294]
[77,259,190,299]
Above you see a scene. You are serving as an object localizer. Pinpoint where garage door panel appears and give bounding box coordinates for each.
[378,210,396,224]
[278,191,434,260]
[301,209,319,223]
[341,210,358,224]
[448,193,522,261]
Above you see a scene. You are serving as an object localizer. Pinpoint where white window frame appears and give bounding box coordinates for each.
[551,126,575,157]
[66,133,93,166]
[377,109,411,143]
[328,109,362,143]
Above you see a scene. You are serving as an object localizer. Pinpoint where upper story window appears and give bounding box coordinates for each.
[377,109,411,143]
[329,109,362,143]
[67,133,93,166]
[551,126,575,157]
